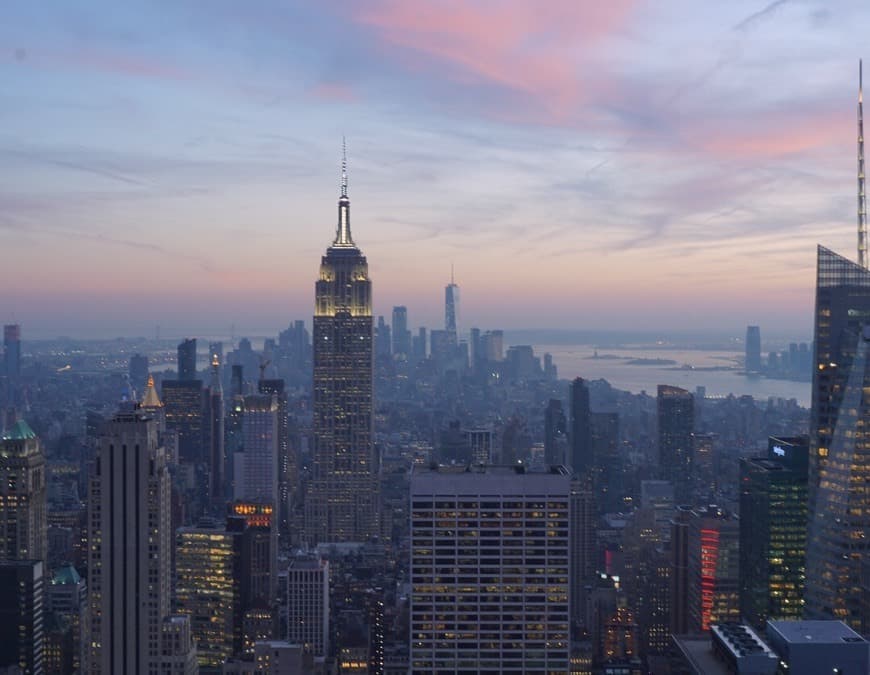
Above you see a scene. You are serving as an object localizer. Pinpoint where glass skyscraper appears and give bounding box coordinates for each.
[739,436,808,628]
[806,245,870,627]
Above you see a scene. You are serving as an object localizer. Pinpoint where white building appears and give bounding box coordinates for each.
[287,555,330,657]
[410,464,571,673]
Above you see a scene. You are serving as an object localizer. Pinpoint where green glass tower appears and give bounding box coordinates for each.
[739,436,808,629]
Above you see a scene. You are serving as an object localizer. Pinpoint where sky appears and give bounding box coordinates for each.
[1,0,868,339]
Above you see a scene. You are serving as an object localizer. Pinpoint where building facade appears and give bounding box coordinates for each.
[0,559,44,674]
[687,505,739,632]
[307,153,377,544]
[0,419,47,562]
[739,436,808,628]
[657,385,694,503]
[806,246,870,627]
[286,555,329,657]
[87,408,172,674]
[410,465,571,673]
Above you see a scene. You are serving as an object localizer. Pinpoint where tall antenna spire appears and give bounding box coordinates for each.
[451,262,454,285]
[340,135,348,198]
[859,59,867,268]
[333,137,355,247]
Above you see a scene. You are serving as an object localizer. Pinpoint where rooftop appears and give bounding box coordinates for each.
[768,620,866,644]
[2,419,37,441]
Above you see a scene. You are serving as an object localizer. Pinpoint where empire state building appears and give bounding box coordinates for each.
[306,147,377,543]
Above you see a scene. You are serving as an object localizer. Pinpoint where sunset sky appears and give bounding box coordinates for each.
[1,0,868,339]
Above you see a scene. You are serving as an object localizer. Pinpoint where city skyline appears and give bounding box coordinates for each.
[3,1,870,337]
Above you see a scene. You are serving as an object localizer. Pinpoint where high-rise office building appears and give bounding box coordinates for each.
[47,564,87,675]
[162,380,205,465]
[739,436,808,629]
[308,148,377,544]
[391,306,411,359]
[670,506,692,635]
[205,352,225,508]
[806,245,870,627]
[569,377,592,475]
[87,408,172,674]
[178,338,198,381]
[445,269,459,346]
[159,615,198,675]
[745,325,762,373]
[0,559,44,674]
[258,379,292,536]
[657,385,694,502]
[129,353,149,393]
[570,479,597,627]
[591,412,621,513]
[176,521,237,669]
[0,418,47,562]
[544,399,568,466]
[234,394,279,507]
[286,554,329,657]
[410,465,571,672]
[687,505,739,632]
[3,324,21,407]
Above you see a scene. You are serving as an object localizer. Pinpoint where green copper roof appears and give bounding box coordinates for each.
[52,565,82,585]
[2,419,37,441]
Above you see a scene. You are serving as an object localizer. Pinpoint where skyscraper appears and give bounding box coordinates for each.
[544,398,567,466]
[391,306,411,359]
[129,353,149,393]
[178,338,197,381]
[206,352,225,507]
[286,554,329,657]
[234,394,279,507]
[0,418,46,562]
[162,379,205,465]
[687,505,739,632]
[739,436,808,628]
[4,324,21,406]
[308,146,377,544]
[445,267,459,346]
[569,377,592,475]
[806,245,870,627]
[657,385,694,502]
[745,325,762,373]
[410,465,571,672]
[258,379,291,536]
[0,559,44,674]
[176,520,237,669]
[87,408,172,674]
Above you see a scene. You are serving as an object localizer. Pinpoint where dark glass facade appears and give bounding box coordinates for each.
[657,385,694,502]
[739,436,808,628]
[806,245,870,627]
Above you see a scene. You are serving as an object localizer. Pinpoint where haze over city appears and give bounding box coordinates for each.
[3,0,868,337]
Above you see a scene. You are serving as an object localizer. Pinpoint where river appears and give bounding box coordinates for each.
[535,345,810,407]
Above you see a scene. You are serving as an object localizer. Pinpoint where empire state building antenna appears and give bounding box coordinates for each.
[859,60,867,268]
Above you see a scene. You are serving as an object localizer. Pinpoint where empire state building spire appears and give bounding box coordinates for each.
[859,60,867,268]
[333,137,355,248]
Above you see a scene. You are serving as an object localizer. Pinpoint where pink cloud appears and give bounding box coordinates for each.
[353,0,637,121]
[686,106,851,160]
[309,82,357,103]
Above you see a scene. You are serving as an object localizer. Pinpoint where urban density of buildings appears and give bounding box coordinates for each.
[5,65,870,675]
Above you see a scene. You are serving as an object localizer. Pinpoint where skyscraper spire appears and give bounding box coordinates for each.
[333,137,355,247]
[340,135,348,198]
[859,59,867,268]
